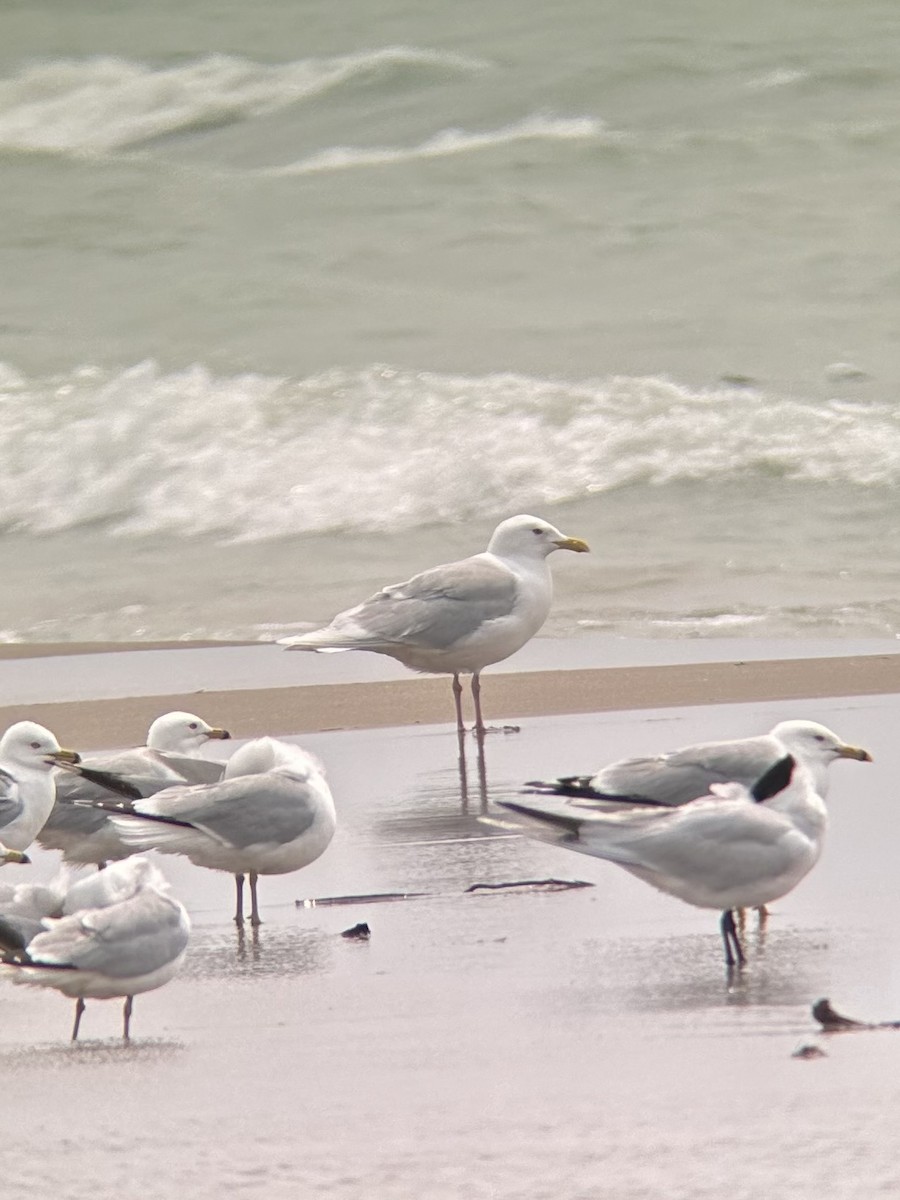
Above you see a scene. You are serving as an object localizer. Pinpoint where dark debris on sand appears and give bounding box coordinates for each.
[812,998,900,1032]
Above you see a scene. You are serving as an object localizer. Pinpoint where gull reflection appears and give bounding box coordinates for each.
[181,925,332,982]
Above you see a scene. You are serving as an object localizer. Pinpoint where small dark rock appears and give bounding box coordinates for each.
[341,922,371,940]
[792,1041,827,1060]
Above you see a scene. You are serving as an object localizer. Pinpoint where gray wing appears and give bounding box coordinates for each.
[589,735,781,807]
[500,795,797,891]
[55,747,188,805]
[576,800,801,891]
[39,800,112,841]
[0,768,24,833]
[155,753,226,784]
[142,775,319,849]
[328,555,518,650]
[29,890,189,979]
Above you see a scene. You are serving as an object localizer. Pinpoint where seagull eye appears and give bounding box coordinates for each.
[189,723,198,730]
[30,741,41,749]
[532,527,544,535]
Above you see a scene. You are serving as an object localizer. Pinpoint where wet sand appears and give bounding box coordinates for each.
[3,640,900,1199]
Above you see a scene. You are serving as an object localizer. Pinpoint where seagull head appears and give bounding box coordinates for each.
[0,721,80,772]
[147,711,231,754]
[770,720,872,769]
[488,514,590,560]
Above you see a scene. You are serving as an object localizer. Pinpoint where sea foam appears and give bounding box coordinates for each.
[3,362,899,542]
[267,115,607,176]
[0,49,488,155]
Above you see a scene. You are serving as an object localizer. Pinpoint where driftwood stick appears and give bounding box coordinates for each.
[297,879,594,907]
[464,878,593,893]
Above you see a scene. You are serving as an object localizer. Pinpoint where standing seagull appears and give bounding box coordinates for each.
[0,722,80,854]
[279,514,589,735]
[526,720,872,806]
[103,738,336,926]
[0,857,190,1042]
[39,711,231,868]
[496,754,831,968]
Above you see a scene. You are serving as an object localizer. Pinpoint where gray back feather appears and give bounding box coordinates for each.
[593,735,781,806]
[152,775,319,849]
[332,555,517,649]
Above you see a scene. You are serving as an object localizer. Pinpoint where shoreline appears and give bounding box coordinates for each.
[2,649,898,749]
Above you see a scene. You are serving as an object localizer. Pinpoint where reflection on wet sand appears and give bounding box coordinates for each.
[456,723,489,809]
[1,697,896,1199]
[564,924,830,1018]
[180,925,333,982]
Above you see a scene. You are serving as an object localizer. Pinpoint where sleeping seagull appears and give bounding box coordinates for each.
[39,710,231,868]
[0,722,80,854]
[279,514,589,736]
[102,738,336,926]
[0,857,190,1041]
[497,754,826,968]
[525,720,872,807]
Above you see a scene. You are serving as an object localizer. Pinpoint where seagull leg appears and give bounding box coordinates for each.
[234,873,245,925]
[122,995,133,1042]
[453,673,469,802]
[249,871,262,927]
[451,673,466,736]
[471,672,486,736]
[720,909,746,969]
[71,998,86,1042]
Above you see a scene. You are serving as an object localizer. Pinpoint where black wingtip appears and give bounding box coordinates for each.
[498,799,585,836]
[751,754,796,803]
[74,766,143,802]
[522,777,593,798]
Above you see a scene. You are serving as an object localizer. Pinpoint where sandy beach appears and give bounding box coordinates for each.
[1,637,899,1199]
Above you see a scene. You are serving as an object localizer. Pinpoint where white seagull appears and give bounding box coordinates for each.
[39,711,231,868]
[497,754,831,968]
[103,738,337,926]
[279,514,589,735]
[0,857,190,1041]
[0,722,80,854]
[526,720,872,806]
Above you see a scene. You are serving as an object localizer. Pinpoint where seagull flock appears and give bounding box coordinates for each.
[0,514,877,1040]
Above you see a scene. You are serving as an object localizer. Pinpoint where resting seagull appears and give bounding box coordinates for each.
[526,720,872,807]
[0,722,80,854]
[0,857,190,1041]
[102,738,336,926]
[496,754,831,968]
[39,711,231,868]
[279,514,589,735]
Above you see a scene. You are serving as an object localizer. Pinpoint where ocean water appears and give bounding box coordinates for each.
[2,1,900,644]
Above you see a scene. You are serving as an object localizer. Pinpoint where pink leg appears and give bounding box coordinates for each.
[451,673,465,735]
[452,673,469,800]
[234,873,245,925]
[122,995,133,1041]
[249,872,262,927]
[471,672,486,735]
